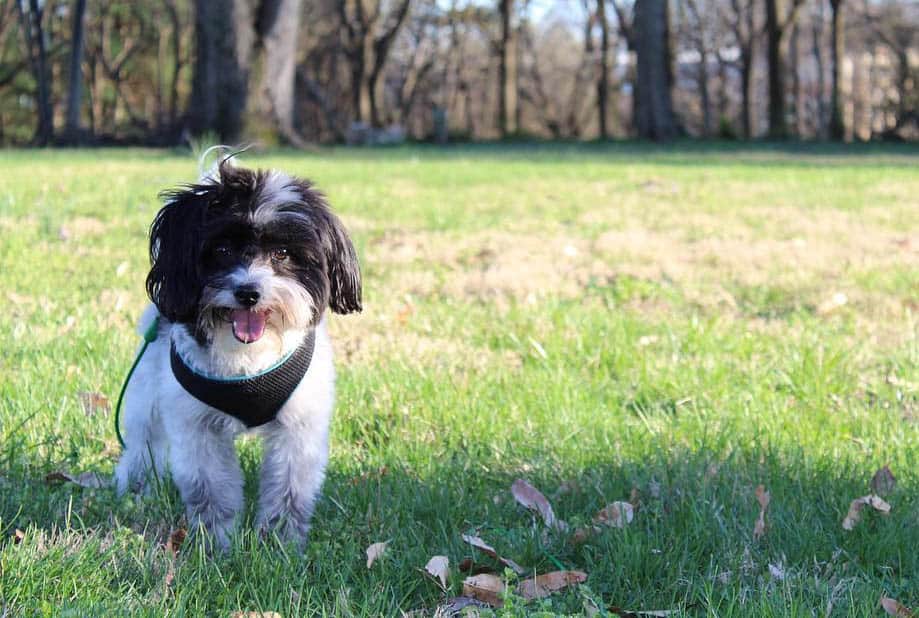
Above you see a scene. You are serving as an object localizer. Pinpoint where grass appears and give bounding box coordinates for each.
[0,142,917,616]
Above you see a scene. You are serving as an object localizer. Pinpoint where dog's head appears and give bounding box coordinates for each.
[146,160,361,344]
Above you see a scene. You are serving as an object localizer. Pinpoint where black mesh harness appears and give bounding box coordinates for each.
[169,330,316,427]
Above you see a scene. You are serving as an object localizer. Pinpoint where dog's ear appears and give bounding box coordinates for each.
[294,183,362,314]
[146,185,215,322]
[320,207,362,314]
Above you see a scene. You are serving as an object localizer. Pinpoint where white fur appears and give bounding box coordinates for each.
[114,305,334,549]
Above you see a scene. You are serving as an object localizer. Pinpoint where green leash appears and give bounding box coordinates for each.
[114,316,160,448]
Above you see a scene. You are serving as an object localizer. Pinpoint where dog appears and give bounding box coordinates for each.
[114,158,361,549]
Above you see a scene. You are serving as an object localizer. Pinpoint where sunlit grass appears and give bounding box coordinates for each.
[0,143,917,616]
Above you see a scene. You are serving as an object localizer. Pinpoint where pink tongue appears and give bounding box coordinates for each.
[230,309,267,344]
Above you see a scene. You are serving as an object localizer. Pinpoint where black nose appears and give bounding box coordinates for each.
[234,286,260,307]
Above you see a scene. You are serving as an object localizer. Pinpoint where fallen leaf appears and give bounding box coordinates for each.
[571,526,599,544]
[463,573,506,607]
[516,570,587,600]
[511,479,561,529]
[165,529,186,556]
[842,494,891,530]
[45,470,109,489]
[753,485,770,540]
[881,597,915,617]
[78,391,111,416]
[461,533,526,575]
[871,466,897,497]
[593,502,634,528]
[424,555,450,589]
[13,529,24,544]
[366,541,389,568]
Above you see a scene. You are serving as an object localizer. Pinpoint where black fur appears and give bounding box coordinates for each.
[147,161,362,328]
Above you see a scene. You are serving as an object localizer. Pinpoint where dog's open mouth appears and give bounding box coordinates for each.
[229,309,270,344]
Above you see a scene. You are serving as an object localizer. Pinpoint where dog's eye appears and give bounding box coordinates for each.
[214,245,232,257]
[271,248,289,262]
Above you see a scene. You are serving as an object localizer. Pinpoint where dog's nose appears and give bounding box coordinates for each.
[234,286,260,307]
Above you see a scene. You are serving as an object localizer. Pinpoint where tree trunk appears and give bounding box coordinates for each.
[810,4,827,137]
[633,0,675,140]
[765,0,786,137]
[790,23,800,136]
[498,0,517,136]
[189,0,253,141]
[740,45,753,138]
[828,0,845,140]
[18,0,54,145]
[65,0,87,141]
[257,0,305,144]
[596,0,610,139]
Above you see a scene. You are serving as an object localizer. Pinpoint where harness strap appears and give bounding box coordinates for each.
[169,330,316,427]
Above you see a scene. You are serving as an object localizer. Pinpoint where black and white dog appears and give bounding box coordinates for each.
[114,158,361,548]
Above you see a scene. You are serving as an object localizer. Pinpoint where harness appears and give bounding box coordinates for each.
[114,317,315,447]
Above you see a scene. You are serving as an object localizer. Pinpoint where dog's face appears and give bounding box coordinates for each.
[146,162,361,344]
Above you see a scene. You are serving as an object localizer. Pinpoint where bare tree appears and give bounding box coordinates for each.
[497,0,517,136]
[828,0,845,139]
[633,0,675,139]
[764,0,806,137]
[339,0,413,127]
[16,0,53,145]
[596,0,611,139]
[64,0,87,142]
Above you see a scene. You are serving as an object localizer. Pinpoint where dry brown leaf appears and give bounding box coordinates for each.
[881,597,915,617]
[871,466,897,497]
[516,570,587,600]
[366,540,389,568]
[462,573,506,607]
[511,479,560,529]
[165,528,186,556]
[461,533,526,575]
[45,470,109,489]
[842,494,891,530]
[424,555,450,589]
[571,526,600,544]
[593,502,634,528]
[753,485,770,540]
[78,391,111,416]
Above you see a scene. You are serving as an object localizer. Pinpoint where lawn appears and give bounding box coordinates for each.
[0,143,917,616]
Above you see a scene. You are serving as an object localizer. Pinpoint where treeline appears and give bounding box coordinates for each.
[2,0,916,146]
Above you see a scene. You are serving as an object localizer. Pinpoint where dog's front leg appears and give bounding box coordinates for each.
[166,412,243,550]
[257,419,329,546]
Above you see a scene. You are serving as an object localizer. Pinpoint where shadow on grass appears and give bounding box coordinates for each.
[1,441,917,614]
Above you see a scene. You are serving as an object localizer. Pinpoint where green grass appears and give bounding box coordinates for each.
[0,143,917,616]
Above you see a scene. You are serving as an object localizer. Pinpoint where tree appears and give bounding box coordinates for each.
[339,0,413,128]
[64,0,88,142]
[497,0,517,136]
[188,0,251,141]
[595,0,611,139]
[828,0,845,140]
[764,0,806,137]
[722,0,758,138]
[16,0,53,145]
[633,0,675,139]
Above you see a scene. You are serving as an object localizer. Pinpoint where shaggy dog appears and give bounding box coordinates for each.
[114,158,361,548]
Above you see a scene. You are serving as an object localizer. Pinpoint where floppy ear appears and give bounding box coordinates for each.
[146,186,214,322]
[295,184,362,314]
[320,207,362,314]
